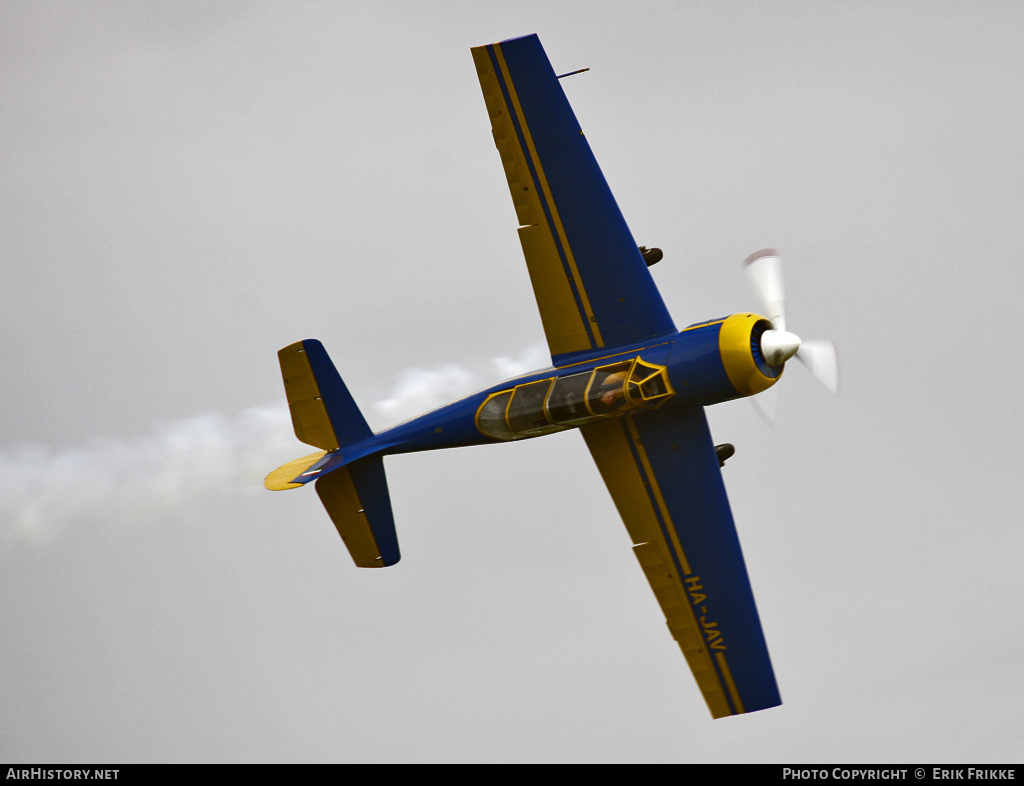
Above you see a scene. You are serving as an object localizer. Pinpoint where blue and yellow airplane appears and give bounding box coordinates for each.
[266,34,837,719]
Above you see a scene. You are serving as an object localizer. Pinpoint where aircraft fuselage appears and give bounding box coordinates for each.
[304,311,782,482]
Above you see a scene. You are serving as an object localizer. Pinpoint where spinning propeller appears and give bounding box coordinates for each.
[744,249,839,397]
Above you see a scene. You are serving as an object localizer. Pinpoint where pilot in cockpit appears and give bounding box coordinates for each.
[595,370,629,413]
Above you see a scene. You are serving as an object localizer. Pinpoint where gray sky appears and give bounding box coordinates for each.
[2,0,1022,763]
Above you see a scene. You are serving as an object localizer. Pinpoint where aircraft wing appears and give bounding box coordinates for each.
[581,406,781,718]
[471,35,676,365]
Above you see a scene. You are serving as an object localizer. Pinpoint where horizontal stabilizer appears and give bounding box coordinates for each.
[278,339,372,451]
[316,455,400,567]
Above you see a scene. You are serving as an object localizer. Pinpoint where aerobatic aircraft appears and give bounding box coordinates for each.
[266,34,837,719]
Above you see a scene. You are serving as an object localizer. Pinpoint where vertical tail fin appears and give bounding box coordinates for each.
[269,339,400,567]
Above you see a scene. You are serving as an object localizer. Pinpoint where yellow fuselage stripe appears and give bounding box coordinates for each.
[492,43,603,349]
[682,318,727,332]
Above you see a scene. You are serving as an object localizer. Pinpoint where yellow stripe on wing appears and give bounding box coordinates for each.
[492,42,603,350]
[471,45,591,357]
[517,223,593,357]
[715,652,746,715]
[581,417,734,718]
[622,415,692,575]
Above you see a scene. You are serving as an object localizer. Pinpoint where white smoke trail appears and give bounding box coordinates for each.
[490,344,552,382]
[371,344,549,424]
[0,404,296,552]
[372,364,479,425]
[0,346,549,551]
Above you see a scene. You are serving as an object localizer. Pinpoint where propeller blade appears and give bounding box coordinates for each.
[796,340,839,395]
[744,249,786,331]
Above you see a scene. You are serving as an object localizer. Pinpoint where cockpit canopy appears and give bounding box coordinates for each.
[476,357,674,441]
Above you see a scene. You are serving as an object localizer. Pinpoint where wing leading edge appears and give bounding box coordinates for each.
[581,406,781,718]
[471,35,676,365]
